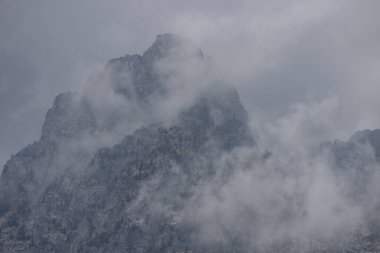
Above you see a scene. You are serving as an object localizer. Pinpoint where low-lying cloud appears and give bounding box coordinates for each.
[1,1,380,251]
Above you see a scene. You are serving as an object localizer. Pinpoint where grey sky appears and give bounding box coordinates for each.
[1,0,380,168]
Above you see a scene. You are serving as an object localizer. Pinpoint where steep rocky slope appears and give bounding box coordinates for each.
[1,34,380,252]
[0,34,255,252]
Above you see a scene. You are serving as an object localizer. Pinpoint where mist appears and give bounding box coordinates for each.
[1,0,380,168]
[1,0,380,252]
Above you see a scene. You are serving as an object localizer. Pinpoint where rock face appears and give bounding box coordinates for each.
[107,33,204,102]
[320,129,380,251]
[0,34,254,253]
[1,33,380,253]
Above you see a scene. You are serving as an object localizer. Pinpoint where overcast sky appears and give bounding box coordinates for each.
[1,0,380,168]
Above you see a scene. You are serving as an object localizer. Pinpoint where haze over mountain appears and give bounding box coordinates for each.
[1,1,380,252]
[0,33,380,252]
[1,0,380,170]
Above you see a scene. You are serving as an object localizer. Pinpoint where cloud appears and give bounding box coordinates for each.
[1,1,380,251]
[178,100,372,250]
[1,0,380,169]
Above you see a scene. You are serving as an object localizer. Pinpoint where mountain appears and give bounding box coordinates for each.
[0,34,255,253]
[1,33,380,253]
[319,129,380,251]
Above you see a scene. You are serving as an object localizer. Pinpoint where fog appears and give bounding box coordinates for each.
[1,1,380,251]
[1,0,380,168]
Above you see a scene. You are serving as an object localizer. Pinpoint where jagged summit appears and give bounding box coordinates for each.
[350,129,380,147]
[143,33,186,61]
[109,33,204,66]
[142,33,204,65]
[2,33,380,252]
[40,92,96,142]
[107,33,205,100]
[324,129,380,169]
[0,34,256,253]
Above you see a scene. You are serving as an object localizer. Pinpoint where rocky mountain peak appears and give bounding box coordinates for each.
[0,34,255,253]
[142,33,204,65]
[106,33,205,101]
[2,33,380,253]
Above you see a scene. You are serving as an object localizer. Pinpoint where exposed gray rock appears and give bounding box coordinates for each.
[320,129,380,251]
[0,34,254,253]
[2,33,380,253]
